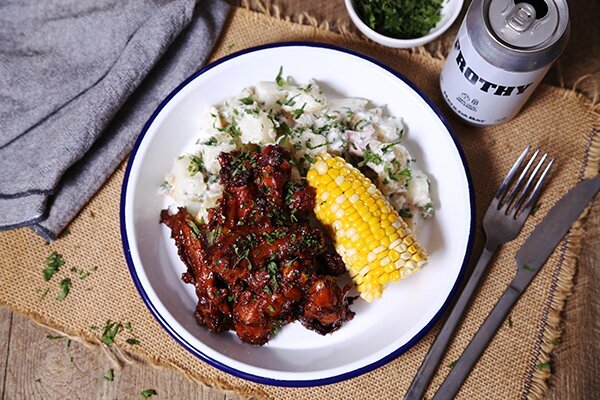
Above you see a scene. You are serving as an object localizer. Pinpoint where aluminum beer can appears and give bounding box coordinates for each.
[440,0,570,126]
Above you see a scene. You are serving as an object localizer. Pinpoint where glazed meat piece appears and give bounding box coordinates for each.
[161,145,354,345]
[233,290,272,345]
[301,276,354,334]
[160,209,232,333]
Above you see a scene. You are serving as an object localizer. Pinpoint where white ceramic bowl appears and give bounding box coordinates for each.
[121,42,474,386]
[345,0,464,48]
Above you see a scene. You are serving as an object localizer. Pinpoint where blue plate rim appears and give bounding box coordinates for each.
[119,41,476,388]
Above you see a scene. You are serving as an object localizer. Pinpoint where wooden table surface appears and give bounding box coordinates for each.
[1,1,597,399]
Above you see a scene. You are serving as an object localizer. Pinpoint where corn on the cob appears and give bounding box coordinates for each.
[306,153,428,302]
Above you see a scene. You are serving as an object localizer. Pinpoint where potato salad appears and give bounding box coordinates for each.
[161,68,435,226]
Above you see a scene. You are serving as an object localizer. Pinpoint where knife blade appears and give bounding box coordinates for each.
[432,175,600,400]
[513,174,600,291]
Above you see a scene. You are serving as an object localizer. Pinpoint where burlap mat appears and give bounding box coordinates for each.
[1,7,598,400]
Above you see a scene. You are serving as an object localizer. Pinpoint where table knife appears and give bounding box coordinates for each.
[432,175,600,400]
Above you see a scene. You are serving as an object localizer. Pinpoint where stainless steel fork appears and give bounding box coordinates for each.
[405,147,554,400]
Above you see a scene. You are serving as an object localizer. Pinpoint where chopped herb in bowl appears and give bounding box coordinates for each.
[355,0,444,39]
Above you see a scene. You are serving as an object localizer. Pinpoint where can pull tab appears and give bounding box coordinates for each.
[506,3,536,32]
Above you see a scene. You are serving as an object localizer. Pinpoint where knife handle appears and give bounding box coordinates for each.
[432,285,521,400]
[404,245,497,400]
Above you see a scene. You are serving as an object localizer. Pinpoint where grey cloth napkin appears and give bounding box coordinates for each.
[0,0,230,241]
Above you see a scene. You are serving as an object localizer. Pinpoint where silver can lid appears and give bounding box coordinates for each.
[489,0,560,48]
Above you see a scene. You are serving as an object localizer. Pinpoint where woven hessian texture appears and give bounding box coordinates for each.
[0,7,598,400]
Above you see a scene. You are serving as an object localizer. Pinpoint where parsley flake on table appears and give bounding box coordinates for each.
[56,278,71,301]
[47,334,64,340]
[140,389,158,399]
[103,368,115,381]
[100,320,122,346]
[126,338,140,345]
[448,360,457,369]
[43,251,65,281]
[355,0,443,39]
[536,362,551,370]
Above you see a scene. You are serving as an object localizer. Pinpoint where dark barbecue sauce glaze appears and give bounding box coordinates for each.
[160,145,354,345]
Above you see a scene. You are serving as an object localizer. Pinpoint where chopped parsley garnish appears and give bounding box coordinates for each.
[399,208,413,219]
[71,266,94,280]
[277,121,291,137]
[343,107,355,118]
[56,278,71,301]
[227,295,234,302]
[353,119,369,130]
[103,368,114,381]
[388,166,412,183]
[306,141,330,150]
[267,305,276,313]
[244,108,259,115]
[381,139,402,152]
[300,83,313,93]
[186,220,202,239]
[159,181,171,191]
[232,236,256,270]
[89,210,96,218]
[302,234,321,249]
[522,264,535,272]
[264,231,285,244]
[263,286,272,296]
[423,203,436,217]
[43,251,65,281]
[448,360,457,369]
[100,320,122,346]
[217,118,242,137]
[292,103,307,119]
[536,362,550,370]
[198,136,218,146]
[362,145,382,165]
[140,389,158,399]
[187,154,204,176]
[275,66,288,87]
[277,93,300,107]
[47,334,64,340]
[304,154,316,164]
[272,320,283,335]
[530,203,541,216]
[355,0,443,40]
[126,338,140,345]
[266,261,278,276]
[400,168,412,180]
[239,95,255,105]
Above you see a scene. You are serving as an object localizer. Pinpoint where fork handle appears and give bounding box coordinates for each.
[404,244,497,400]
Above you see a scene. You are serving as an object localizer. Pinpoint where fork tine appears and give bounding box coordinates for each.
[512,152,548,215]
[517,158,554,219]
[502,148,540,209]
[493,147,530,206]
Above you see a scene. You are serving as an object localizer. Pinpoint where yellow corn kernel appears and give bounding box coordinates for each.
[306,154,429,302]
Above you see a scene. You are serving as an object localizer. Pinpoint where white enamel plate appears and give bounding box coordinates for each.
[121,43,474,387]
